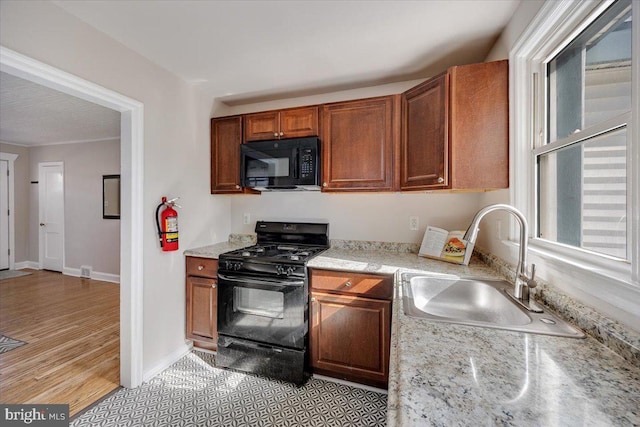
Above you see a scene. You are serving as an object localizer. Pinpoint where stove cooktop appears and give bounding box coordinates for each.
[221,244,327,263]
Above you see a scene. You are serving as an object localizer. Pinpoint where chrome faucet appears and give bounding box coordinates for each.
[463,204,540,312]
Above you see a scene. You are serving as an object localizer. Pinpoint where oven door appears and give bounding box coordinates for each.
[217,273,308,350]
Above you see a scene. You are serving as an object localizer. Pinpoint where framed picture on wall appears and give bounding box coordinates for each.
[103,174,120,219]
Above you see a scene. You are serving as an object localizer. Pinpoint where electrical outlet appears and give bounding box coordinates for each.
[409,216,419,231]
[243,213,251,225]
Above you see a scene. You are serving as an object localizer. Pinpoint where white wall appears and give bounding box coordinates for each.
[27,140,121,275]
[230,192,481,243]
[215,81,484,243]
[0,0,230,376]
[0,142,30,263]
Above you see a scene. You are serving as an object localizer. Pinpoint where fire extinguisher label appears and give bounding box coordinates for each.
[165,216,178,243]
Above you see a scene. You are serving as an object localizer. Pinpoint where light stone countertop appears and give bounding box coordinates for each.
[186,243,640,426]
[183,241,248,259]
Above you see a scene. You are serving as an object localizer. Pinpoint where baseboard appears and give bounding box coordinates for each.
[14,261,40,270]
[63,266,120,284]
[142,343,192,383]
[312,374,388,395]
[92,271,120,284]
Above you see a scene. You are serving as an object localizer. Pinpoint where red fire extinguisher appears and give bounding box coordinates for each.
[156,196,180,251]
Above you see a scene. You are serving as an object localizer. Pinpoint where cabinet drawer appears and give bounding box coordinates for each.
[186,257,218,278]
[310,269,393,299]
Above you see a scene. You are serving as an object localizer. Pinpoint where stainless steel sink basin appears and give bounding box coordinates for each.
[402,273,584,338]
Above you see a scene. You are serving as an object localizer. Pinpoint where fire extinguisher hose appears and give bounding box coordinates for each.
[155,202,164,248]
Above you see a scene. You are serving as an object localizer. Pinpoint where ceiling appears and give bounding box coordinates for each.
[53,0,520,105]
[0,72,120,146]
[0,1,520,146]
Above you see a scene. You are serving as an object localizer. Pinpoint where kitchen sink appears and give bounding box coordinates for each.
[401,273,584,338]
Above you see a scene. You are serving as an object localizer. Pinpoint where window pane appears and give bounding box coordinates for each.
[547,0,632,143]
[233,287,284,319]
[538,127,627,260]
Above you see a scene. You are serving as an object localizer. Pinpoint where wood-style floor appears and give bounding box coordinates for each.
[0,269,120,416]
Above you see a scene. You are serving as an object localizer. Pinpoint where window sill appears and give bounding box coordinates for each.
[530,239,632,285]
[498,238,639,330]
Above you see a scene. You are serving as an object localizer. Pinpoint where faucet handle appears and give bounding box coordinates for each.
[527,264,537,289]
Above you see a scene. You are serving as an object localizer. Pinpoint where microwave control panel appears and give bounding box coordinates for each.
[301,148,314,178]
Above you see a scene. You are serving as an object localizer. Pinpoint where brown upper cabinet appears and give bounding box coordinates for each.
[321,95,399,192]
[211,116,244,194]
[401,73,449,189]
[401,60,509,191]
[211,60,508,195]
[244,106,319,142]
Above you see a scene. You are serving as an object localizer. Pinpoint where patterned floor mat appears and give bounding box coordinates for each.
[72,351,387,426]
[0,270,32,281]
[0,335,27,354]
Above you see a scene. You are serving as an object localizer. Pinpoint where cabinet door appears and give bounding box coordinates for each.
[211,116,243,193]
[401,73,449,190]
[244,111,280,142]
[449,60,508,189]
[310,291,391,388]
[279,107,319,139]
[322,96,398,192]
[186,276,217,346]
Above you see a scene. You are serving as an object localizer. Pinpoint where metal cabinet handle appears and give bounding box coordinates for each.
[310,297,316,302]
[197,265,204,271]
[279,132,284,137]
[212,284,216,289]
[322,182,327,187]
[437,177,444,183]
[235,184,241,189]
[39,223,45,226]
[274,132,278,137]
[345,281,352,287]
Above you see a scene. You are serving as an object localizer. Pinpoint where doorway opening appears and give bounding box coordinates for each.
[0,46,144,389]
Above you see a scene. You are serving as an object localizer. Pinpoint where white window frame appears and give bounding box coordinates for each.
[510,0,639,323]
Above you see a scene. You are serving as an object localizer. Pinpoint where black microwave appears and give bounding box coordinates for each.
[240,137,321,191]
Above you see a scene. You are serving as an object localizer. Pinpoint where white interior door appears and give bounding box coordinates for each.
[0,160,9,270]
[39,162,64,272]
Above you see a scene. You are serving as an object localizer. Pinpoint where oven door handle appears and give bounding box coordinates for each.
[219,337,284,353]
[217,273,305,287]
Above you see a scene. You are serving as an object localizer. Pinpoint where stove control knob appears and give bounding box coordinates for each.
[224,261,241,271]
[286,266,295,276]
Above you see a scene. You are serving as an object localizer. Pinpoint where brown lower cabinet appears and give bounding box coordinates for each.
[186,256,218,351]
[309,269,393,389]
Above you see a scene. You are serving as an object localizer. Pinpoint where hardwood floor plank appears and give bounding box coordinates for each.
[0,269,120,416]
